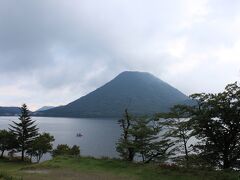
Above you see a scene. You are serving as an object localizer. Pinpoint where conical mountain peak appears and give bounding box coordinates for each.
[39,71,189,118]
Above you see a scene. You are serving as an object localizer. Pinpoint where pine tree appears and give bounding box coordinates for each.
[9,104,39,161]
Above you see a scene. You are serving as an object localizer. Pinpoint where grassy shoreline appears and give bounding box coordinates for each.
[0,156,239,180]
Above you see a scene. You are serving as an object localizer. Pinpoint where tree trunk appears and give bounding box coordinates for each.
[128,148,135,161]
[0,150,4,158]
[223,159,230,169]
[141,153,145,163]
[38,153,43,163]
[183,137,189,166]
[223,149,231,169]
[21,150,25,161]
[37,154,41,163]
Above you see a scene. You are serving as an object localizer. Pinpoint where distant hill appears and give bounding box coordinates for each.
[37,71,190,118]
[36,106,55,112]
[0,106,20,116]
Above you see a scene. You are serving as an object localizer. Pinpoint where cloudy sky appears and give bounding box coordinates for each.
[1,0,240,110]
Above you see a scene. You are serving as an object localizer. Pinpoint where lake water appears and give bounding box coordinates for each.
[0,116,121,161]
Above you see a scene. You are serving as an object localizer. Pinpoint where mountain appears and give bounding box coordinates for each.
[38,71,190,118]
[36,106,55,112]
[0,106,20,116]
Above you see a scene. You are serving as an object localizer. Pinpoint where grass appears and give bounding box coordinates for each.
[0,156,239,180]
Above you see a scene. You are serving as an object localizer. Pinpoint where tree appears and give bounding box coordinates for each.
[70,145,80,156]
[116,109,173,163]
[0,130,17,158]
[27,133,55,162]
[52,144,80,157]
[130,117,173,163]
[52,144,70,157]
[9,104,39,161]
[157,105,193,167]
[116,109,135,161]
[190,82,240,169]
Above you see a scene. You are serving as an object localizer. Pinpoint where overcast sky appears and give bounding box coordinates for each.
[1,0,240,110]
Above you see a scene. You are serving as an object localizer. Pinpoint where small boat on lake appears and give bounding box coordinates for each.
[76,133,83,137]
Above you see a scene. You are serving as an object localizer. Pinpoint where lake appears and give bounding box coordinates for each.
[0,116,121,161]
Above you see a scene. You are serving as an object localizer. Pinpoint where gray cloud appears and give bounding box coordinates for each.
[0,0,240,110]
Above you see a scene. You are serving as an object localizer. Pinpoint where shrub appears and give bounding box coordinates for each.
[70,145,80,156]
[52,144,80,157]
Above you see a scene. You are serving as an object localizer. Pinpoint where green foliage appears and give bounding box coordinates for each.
[116,109,135,161]
[190,82,240,169]
[3,104,55,162]
[27,133,55,162]
[52,144,80,157]
[116,109,173,163]
[130,117,173,163]
[70,145,80,156]
[9,104,39,161]
[0,130,17,158]
[157,105,194,167]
